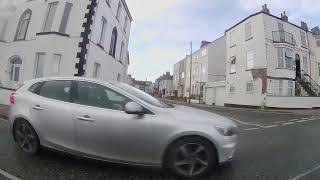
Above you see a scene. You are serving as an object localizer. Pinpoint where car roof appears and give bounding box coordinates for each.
[23,77,116,86]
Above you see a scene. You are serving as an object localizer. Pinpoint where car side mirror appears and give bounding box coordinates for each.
[125,101,144,115]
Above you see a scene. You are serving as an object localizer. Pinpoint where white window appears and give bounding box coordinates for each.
[15,10,32,40]
[230,31,235,47]
[303,56,309,74]
[116,2,122,21]
[43,2,58,32]
[246,81,254,93]
[229,85,236,93]
[285,48,293,69]
[300,31,307,47]
[288,81,294,96]
[277,48,284,68]
[120,42,125,62]
[316,40,320,47]
[35,53,46,78]
[245,22,252,40]
[246,50,254,69]
[201,49,207,57]
[230,57,236,73]
[124,17,128,33]
[51,54,61,76]
[99,17,107,46]
[117,73,121,81]
[279,80,283,96]
[181,72,185,78]
[9,57,22,82]
[59,2,73,33]
[93,63,101,78]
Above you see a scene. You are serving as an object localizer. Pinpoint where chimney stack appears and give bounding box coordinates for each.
[301,21,309,31]
[311,26,320,35]
[281,11,288,22]
[166,72,170,76]
[261,4,270,14]
[200,41,210,48]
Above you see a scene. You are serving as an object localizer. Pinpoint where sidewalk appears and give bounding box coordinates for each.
[0,105,9,119]
[162,98,320,116]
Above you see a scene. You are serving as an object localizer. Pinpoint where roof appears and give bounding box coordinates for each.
[121,0,133,21]
[225,12,309,33]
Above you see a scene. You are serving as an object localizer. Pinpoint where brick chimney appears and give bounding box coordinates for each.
[166,72,170,76]
[301,21,309,31]
[261,4,270,14]
[281,11,288,22]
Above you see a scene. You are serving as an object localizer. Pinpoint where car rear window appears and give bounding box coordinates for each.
[28,82,44,94]
[38,80,72,102]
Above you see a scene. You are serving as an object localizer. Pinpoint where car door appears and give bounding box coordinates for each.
[30,80,77,150]
[73,80,155,164]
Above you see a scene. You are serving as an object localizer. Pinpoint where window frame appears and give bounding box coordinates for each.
[287,81,294,96]
[59,2,73,34]
[98,17,107,46]
[245,22,252,40]
[34,53,46,78]
[109,27,118,57]
[93,62,101,78]
[300,31,307,47]
[246,50,254,70]
[73,80,133,112]
[36,80,73,103]
[43,2,59,32]
[51,54,61,77]
[15,9,32,41]
[230,57,236,74]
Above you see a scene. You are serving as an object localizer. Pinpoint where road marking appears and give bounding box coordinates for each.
[282,122,295,125]
[274,121,286,124]
[227,117,265,128]
[289,164,320,180]
[0,168,20,180]
[264,125,278,128]
[243,127,260,131]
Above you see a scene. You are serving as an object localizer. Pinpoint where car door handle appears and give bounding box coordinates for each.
[32,105,44,111]
[77,115,94,122]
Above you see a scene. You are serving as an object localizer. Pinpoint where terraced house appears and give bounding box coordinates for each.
[222,4,320,108]
[0,0,132,104]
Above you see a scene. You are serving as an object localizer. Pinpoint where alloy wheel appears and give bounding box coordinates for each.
[15,122,37,153]
[174,143,209,177]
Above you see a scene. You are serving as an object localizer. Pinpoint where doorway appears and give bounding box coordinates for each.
[295,54,301,79]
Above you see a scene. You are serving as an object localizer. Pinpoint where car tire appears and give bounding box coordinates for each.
[13,119,40,156]
[165,136,217,179]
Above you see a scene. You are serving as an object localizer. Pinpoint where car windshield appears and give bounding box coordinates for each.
[111,82,171,108]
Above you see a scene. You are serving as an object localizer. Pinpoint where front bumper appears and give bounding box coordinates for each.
[217,135,238,163]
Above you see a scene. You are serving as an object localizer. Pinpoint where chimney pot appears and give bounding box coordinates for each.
[280,11,288,22]
[261,4,270,14]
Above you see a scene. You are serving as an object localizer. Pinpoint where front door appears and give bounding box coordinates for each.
[296,54,301,79]
[30,80,76,150]
[72,81,155,164]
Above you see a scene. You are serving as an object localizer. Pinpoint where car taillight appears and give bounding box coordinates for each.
[10,93,15,104]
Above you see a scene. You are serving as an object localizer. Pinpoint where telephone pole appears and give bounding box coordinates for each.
[189,42,193,103]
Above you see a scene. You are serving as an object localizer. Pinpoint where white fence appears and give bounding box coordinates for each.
[266,96,320,109]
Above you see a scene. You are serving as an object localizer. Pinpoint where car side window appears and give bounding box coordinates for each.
[38,80,72,102]
[74,81,131,111]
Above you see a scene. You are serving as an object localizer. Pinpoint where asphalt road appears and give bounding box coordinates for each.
[1,106,320,180]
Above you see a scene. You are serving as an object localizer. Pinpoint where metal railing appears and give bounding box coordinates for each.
[272,31,295,45]
[296,70,320,96]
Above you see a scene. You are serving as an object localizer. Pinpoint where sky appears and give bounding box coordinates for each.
[1,0,319,82]
[126,0,320,81]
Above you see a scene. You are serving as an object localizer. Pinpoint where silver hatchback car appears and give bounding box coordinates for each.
[9,77,238,178]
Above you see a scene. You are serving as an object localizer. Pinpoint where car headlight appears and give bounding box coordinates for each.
[215,126,238,136]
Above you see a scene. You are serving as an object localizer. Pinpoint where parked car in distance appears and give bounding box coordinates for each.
[9,77,239,178]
